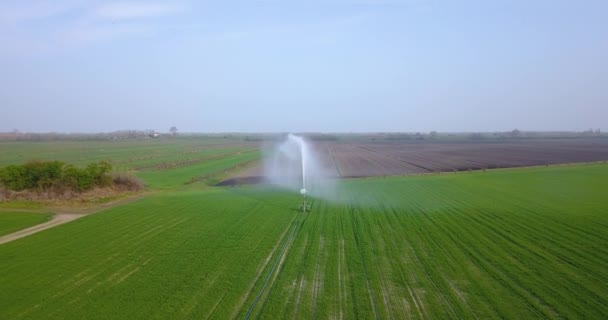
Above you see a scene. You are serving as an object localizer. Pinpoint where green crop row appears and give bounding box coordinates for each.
[0,188,298,319]
[249,164,608,319]
[0,164,606,319]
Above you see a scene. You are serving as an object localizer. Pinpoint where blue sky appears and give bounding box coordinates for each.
[1,0,607,133]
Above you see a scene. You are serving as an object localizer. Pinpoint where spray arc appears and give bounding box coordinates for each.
[263,133,316,212]
[288,134,311,212]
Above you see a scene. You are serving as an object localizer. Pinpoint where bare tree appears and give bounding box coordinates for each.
[169,126,178,136]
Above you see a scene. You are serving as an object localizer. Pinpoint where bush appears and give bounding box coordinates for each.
[111,172,145,191]
[30,161,64,189]
[60,165,92,192]
[0,165,27,190]
[0,160,117,193]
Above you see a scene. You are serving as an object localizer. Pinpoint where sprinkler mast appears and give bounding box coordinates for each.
[300,188,310,213]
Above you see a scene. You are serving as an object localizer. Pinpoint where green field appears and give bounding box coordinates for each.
[0,212,52,237]
[137,150,260,188]
[0,161,607,319]
[0,137,257,169]
[0,138,260,190]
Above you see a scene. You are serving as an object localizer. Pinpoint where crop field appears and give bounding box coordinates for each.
[0,137,258,170]
[0,138,261,189]
[0,212,52,236]
[3,0,607,317]
[137,151,261,188]
[4,138,608,185]
[1,161,607,319]
[233,138,608,181]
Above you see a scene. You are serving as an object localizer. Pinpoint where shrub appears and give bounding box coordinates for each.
[60,165,92,192]
[27,161,64,189]
[0,165,27,190]
[111,172,145,191]
[87,161,113,187]
[0,160,117,193]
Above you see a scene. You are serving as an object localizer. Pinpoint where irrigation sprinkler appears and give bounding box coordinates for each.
[300,188,310,213]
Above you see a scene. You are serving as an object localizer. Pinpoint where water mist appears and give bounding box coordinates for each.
[263,133,335,200]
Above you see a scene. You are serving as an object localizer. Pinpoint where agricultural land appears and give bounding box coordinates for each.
[0,135,607,319]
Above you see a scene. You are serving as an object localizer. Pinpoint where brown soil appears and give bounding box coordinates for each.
[216,176,266,186]
[218,138,608,184]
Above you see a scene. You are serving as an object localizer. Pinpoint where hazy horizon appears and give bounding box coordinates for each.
[1,129,605,135]
[1,0,607,133]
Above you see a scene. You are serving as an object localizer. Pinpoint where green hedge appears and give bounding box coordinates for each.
[0,161,112,192]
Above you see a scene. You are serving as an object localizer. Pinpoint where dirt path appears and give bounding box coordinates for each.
[0,213,85,245]
[0,193,149,245]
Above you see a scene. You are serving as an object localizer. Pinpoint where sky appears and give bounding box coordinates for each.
[0,0,607,133]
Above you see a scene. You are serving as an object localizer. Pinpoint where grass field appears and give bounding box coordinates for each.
[0,212,52,237]
[0,163,607,319]
[136,150,261,188]
[0,138,261,193]
[0,137,257,170]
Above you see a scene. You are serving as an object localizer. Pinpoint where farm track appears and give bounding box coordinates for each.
[0,193,148,245]
[0,213,84,245]
[244,209,306,319]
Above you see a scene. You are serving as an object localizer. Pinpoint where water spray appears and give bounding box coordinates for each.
[288,134,310,213]
[284,134,310,212]
[264,133,336,209]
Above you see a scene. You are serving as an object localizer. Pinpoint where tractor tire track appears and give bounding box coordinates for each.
[243,210,305,319]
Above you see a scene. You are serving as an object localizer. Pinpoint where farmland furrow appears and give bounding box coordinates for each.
[356,145,434,172]
[243,210,304,319]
